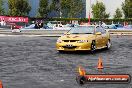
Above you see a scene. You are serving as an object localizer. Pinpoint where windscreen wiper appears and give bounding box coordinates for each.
[72,33,79,34]
[84,33,93,34]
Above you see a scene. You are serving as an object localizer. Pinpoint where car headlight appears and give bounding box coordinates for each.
[57,39,63,43]
[77,40,88,43]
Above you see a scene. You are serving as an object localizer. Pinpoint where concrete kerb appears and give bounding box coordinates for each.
[0,29,132,37]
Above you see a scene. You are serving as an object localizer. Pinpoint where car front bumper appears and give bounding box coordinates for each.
[56,42,91,51]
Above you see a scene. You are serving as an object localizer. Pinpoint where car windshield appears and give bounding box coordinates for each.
[67,26,95,34]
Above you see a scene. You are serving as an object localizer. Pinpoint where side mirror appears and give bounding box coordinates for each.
[96,32,101,35]
[64,32,70,35]
[64,32,67,35]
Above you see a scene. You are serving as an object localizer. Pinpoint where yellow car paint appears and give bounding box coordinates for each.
[56,26,111,52]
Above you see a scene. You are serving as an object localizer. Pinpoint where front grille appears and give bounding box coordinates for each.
[63,46,77,49]
[63,40,69,42]
[63,40,78,42]
[70,40,78,42]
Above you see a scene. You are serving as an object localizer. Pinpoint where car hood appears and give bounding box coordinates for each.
[59,34,94,40]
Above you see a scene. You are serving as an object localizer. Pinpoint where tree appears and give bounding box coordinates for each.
[122,0,132,18]
[0,0,5,15]
[8,0,31,16]
[50,0,84,18]
[62,0,84,18]
[114,8,122,19]
[61,0,71,17]
[50,0,60,17]
[92,1,110,19]
[38,0,50,18]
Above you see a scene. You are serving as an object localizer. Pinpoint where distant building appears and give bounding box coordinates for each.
[28,0,40,17]
[86,0,91,18]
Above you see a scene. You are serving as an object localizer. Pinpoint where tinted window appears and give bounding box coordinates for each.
[96,27,106,34]
[96,27,102,33]
[101,28,106,34]
[68,26,95,34]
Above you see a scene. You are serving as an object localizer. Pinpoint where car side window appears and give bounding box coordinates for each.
[96,27,102,33]
[101,28,106,34]
[96,27,106,34]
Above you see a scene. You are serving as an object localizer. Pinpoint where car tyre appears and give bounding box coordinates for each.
[106,40,111,49]
[91,41,96,53]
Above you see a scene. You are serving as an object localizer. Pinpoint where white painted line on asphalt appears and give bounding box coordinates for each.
[60,80,64,82]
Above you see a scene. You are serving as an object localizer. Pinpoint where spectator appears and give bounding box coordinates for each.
[94,22,97,25]
[71,24,74,27]
[101,22,106,28]
[0,20,1,26]
[34,21,39,29]
[3,20,6,26]
[1,20,4,26]
[39,20,43,28]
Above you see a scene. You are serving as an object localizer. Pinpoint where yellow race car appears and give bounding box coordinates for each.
[56,25,111,52]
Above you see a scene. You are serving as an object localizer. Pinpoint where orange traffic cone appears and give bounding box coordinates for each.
[97,56,104,69]
[0,80,3,88]
[78,66,86,76]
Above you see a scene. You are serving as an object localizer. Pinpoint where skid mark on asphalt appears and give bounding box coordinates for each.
[0,36,132,88]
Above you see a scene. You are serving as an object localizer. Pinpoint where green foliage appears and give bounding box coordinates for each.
[50,0,84,18]
[61,0,71,17]
[114,8,122,19]
[61,0,84,18]
[49,17,79,21]
[8,0,31,16]
[92,1,110,19]
[29,17,132,24]
[50,0,60,13]
[49,18,132,23]
[38,0,50,18]
[0,0,5,15]
[122,0,132,18]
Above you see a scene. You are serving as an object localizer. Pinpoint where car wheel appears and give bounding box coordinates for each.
[91,41,96,53]
[106,40,111,49]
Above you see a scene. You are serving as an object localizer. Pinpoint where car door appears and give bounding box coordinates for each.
[100,28,107,46]
[95,27,103,48]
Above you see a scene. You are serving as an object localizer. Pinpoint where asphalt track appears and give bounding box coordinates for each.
[0,36,132,88]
